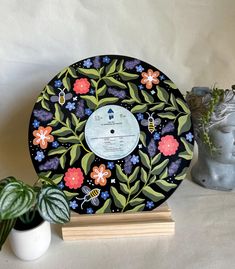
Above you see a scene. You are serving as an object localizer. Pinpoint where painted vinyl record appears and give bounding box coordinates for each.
[28,55,194,214]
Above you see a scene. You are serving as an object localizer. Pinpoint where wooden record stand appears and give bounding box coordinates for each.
[62,203,174,240]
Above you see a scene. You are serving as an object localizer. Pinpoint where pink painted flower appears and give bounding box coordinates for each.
[73,78,90,94]
[64,168,84,189]
[158,135,179,156]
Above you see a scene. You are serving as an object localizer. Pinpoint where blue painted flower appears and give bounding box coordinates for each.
[103,56,111,63]
[107,162,114,169]
[52,141,59,148]
[32,119,40,128]
[153,132,160,141]
[131,155,139,165]
[83,59,93,68]
[66,102,76,111]
[138,85,144,90]
[35,151,45,162]
[136,65,144,72]
[101,191,110,200]
[58,181,65,189]
[159,75,165,80]
[85,108,93,116]
[146,201,154,209]
[137,113,144,121]
[186,132,194,142]
[90,88,95,94]
[54,80,62,88]
[87,208,94,214]
[70,200,78,210]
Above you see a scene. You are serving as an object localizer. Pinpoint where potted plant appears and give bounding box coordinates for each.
[0,175,70,261]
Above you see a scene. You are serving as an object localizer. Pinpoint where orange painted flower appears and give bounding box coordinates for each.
[33,126,54,149]
[64,168,84,189]
[73,78,90,94]
[141,69,160,89]
[90,164,111,186]
[158,135,179,156]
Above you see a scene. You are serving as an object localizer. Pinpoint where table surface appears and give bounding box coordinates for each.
[1,178,235,269]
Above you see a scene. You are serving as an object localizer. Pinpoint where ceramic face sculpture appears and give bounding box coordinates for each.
[186,87,235,191]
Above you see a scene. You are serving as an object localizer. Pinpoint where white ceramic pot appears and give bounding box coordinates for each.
[9,220,51,261]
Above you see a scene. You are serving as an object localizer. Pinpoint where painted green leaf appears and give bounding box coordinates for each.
[164,80,177,89]
[158,112,175,119]
[81,152,95,175]
[139,150,151,169]
[60,154,66,169]
[62,77,71,90]
[70,144,81,166]
[159,168,168,180]
[140,168,148,183]
[37,95,43,102]
[156,86,169,102]
[116,59,124,72]
[141,91,154,103]
[151,159,169,175]
[71,113,80,127]
[149,103,165,111]
[68,67,77,78]
[97,85,107,96]
[0,182,35,220]
[149,175,157,184]
[156,179,177,192]
[78,132,85,141]
[51,174,64,184]
[175,168,188,180]
[128,82,141,102]
[55,103,64,121]
[178,114,191,135]
[66,118,71,128]
[57,67,67,78]
[77,68,99,79]
[140,131,147,147]
[76,120,87,132]
[81,95,97,109]
[58,136,80,143]
[120,183,130,194]
[48,146,67,156]
[165,107,176,111]
[105,59,117,75]
[121,99,135,104]
[48,119,59,127]
[37,186,70,223]
[90,79,97,88]
[180,137,193,156]
[176,98,190,113]
[126,204,145,213]
[131,104,147,113]
[142,186,165,202]
[130,198,145,206]
[110,186,126,208]
[38,171,52,178]
[179,151,192,160]
[97,97,119,108]
[43,92,49,100]
[99,66,105,76]
[170,94,179,110]
[41,99,50,111]
[130,181,140,195]
[96,198,112,214]
[46,85,55,95]
[51,127,71,136]
[103,77,127,89]
[119,72,139,81]
[151,153,161,165]
[63,191,79,200]
[115,164,128,183]
[129,166,140,183]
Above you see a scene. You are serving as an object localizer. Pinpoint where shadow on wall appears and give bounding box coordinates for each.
[0,92,39,184]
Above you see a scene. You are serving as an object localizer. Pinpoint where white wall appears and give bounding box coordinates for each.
[0,0,235,183]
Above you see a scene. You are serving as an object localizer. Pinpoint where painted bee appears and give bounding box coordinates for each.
[50,88,73,105]
[141,112,161,134]
[76,186,100,209]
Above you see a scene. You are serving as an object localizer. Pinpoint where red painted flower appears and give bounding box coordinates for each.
[141,69,160,89]
[90,164,111,186]
[33,126,54,149]
[73,78,90,94]
[158,135,179,156]
[64,168,84,189]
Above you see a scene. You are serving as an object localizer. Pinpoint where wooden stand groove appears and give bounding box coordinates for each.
[62,203,174,240]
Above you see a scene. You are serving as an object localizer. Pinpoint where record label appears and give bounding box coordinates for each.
[28,55,194,214]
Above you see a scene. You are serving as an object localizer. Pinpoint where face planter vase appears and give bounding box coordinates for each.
[186,86,235,191]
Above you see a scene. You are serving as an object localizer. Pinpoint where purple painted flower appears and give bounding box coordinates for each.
[137,113,144,121]
[32,119,40,128]
[136,65,144,72]
[33,109,53,121]
[66,102,75,111]
[76,100,85,118]
[85,108,93,116]
[103,56,111,63]
[107,162,114,169]
[168,159,182,176]
[70,200,78,210]
[153,132,160,141]
[186,132,194,142]
[124,59,140,70]
[54,80,62,88]
[93,56,101,69]
[124,155,133,175]
[58,181,65,189]
[35,151,45,162]
[161,122,175,135]
[101,191,110,200]
[83,59,92,68]
[131,155,139,165]
[146,201,154,209]
[52,141,59,148]
[39,157,60,171]
[87,208,94,214]
[147,139,157,157]
[108,88,126,99]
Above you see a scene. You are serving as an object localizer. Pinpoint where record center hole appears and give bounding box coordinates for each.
[110,129,115,134]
